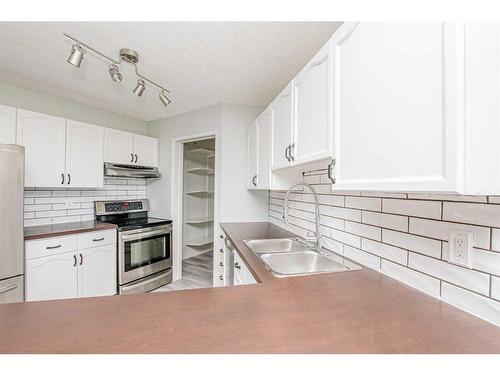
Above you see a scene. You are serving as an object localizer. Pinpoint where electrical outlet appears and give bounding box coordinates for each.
[448,230,473,268]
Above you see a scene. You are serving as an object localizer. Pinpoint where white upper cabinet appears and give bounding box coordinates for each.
[464,22,500,194]
[66,120,104,188]
[331,22,464,192]
[104,128,135,165]
[133,134,158,167]
[256,109,272,189]
[271,83,294,170]
[104,128,158,167]
[247,121,258,188]
[0,105,16,144]
[247,108,272,190]
[293,39,333,166]
[17,109,67,188]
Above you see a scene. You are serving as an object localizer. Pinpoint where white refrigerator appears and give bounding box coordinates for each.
[0,143,24,303]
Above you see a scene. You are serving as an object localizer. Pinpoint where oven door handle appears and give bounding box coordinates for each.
[120,228,171,241]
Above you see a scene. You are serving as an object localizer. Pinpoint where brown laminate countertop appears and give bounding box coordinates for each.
[2,221,500,353]
[24,220,117,240]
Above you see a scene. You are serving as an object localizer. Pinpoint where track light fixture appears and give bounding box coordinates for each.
[159,91,171,106]
[67,43,85,67]
[108,64,122,82]
[63,32,171,107]
[133,79,146,97]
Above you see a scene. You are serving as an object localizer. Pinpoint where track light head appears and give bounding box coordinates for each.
[67,44,84,68]
[159,91,171,106]
[108,64,122,82]
[133,78,146,97]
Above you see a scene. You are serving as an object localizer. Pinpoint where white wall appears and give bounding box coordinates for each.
[146,103,268,222]
[0,81,148,135]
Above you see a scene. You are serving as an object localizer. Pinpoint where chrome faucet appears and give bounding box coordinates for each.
[283,182,322,252]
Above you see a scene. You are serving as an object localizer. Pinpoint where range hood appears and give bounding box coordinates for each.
[104,163,160,179]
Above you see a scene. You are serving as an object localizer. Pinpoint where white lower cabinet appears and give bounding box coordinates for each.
[233,250,256,285]
[77,244,116,298]
[26,251,78,302]
[25,230,117,302]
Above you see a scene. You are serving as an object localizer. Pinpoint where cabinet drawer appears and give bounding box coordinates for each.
[77,229,116,250]
[25,235,77,260]
[0,275,24,304]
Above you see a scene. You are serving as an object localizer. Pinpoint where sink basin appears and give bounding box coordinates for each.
[260,251,358,276]
[243,238,362,277]
[244,238,309,253]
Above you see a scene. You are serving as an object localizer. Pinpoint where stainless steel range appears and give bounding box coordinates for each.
[95,199,172,294]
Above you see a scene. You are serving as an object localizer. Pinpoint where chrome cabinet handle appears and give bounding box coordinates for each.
[219,248,224,253]
[285,145,290,162]
[234,262,241,270]
[252,174,257,186]
[219,261,223,267]
[130,153,134,162]
[46,245,61,250]
[328,159,336,184]
[67,173,71,185]
[61,173,65,185]
[79,253,83,265]
[289,143,295,162]
[0,284,17,294]
[134,154,138,163]
[92,237,105,242]
[73,254,77,267]
[219,275,223,281]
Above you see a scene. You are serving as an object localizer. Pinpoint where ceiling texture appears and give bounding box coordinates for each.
[0,22,341,121]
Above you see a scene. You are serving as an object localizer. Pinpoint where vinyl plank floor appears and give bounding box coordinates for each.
[153,251,213,293]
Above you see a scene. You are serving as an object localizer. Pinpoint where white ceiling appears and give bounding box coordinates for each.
[0,22,341,122]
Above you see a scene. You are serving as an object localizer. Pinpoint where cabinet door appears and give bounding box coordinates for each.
[133,134,158,167]
[256,109,272,189]
[0,105,16,144]
[78,244,116,298]
[332,22,464,192]
[17,109,67,188]
[247,121,258,189]
[66,120,104,188]
[293,39,333,165]
[271,82,294,170]
[465,23,500,194]
[26,252,78,302]
[104,128,134,165]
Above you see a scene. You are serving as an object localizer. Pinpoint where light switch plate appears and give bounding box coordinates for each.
[448,230,473,268]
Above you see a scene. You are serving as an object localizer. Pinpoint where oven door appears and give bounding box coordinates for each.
[118,224,172,285]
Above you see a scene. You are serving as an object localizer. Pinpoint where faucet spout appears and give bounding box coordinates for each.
[283,182,322,252]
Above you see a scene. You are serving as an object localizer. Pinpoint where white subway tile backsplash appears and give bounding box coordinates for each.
[381,260,440,297]
[442,244,500,277]
[345,196,381,211]
[24,177,147,226]
[409,217,490,249]
[441,283,500,327]
[443,202,500,228]
[408,253,490,295]
[269,171,500,326]
[382,229,441,259]
[343,245,380,270]
[361,238,408,265]
[492,277,500,300]
[383,199,442,219]
[345,221,381,241]
[362,211,408,231]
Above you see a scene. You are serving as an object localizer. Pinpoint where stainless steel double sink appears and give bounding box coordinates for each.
[243,238,362,277]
